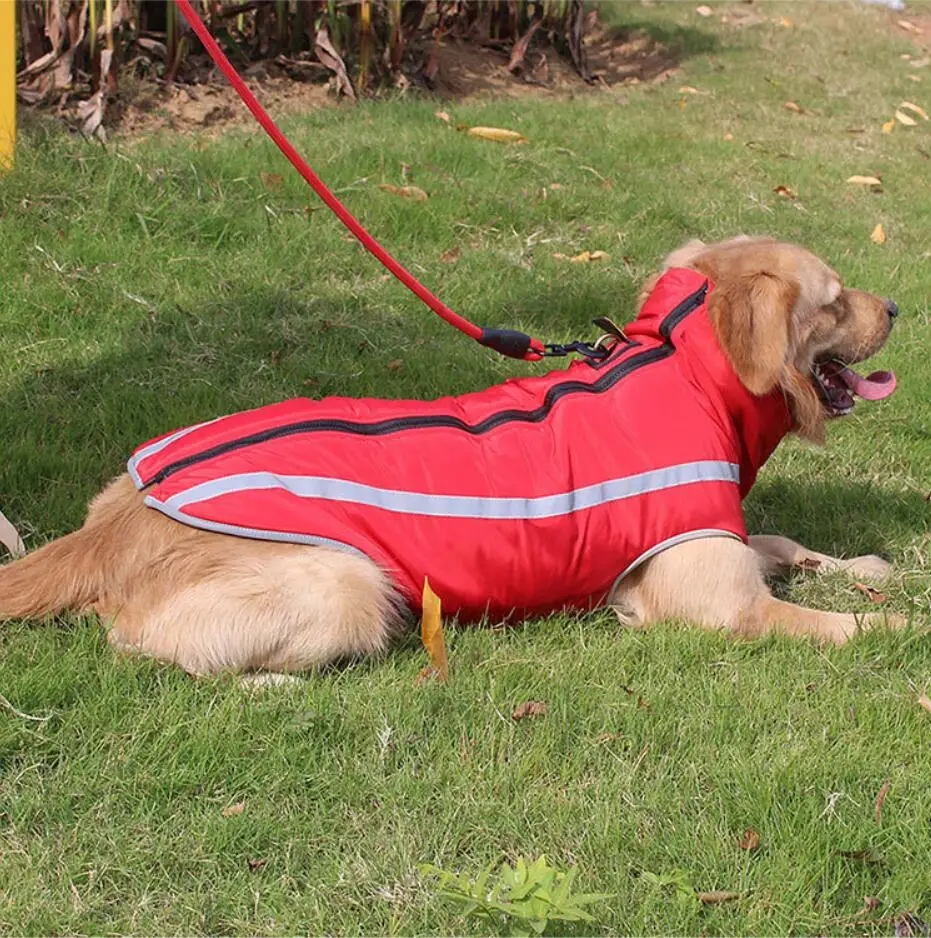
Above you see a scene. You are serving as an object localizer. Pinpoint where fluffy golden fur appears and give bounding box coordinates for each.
[0,237,903,676]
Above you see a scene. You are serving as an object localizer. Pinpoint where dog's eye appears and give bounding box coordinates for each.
[826,296,851,324]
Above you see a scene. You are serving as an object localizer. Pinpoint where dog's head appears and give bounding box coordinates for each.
[643,236,898,442]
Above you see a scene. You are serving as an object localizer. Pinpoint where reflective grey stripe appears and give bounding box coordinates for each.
[127,418,221,488]
[142,495,374,559]
[609,529,743,594]
[152,460,740,521]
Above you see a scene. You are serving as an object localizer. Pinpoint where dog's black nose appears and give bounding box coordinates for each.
[885,298,899,319]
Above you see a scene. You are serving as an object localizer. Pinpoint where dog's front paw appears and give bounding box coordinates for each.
[825,609,907,645]
[859,610,908,634]
[840,554,892,581]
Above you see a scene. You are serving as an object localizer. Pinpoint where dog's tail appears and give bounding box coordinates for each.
[0,530,101,620]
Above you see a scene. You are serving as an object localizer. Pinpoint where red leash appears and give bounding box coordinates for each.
[172,0,548,361]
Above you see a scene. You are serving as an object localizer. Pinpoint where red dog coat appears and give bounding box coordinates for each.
[129,269,793,620]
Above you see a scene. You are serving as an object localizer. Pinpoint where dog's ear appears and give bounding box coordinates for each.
[708,271,799,395]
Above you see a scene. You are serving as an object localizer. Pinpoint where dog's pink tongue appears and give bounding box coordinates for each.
[838,366,897,401]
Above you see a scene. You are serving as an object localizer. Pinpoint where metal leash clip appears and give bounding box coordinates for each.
[542,340,610,361]
[542,316,629,361]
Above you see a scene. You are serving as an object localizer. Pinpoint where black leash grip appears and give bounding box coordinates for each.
[478,327,535,360]
[479,326,609,362]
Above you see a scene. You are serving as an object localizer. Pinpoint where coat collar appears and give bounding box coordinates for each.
[628,268,794,496]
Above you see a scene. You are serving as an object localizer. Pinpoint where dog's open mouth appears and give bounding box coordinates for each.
[813,360,897,416]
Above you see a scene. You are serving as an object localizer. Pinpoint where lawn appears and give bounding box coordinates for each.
[1,2,930,934]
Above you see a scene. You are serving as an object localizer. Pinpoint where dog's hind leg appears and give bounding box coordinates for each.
[106,543,403,677]
[749,534,891,581]
[610,536,904,645]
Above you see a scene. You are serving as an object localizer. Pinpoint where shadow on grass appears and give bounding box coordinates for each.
[747,478,929,559]
[0,274,640,525]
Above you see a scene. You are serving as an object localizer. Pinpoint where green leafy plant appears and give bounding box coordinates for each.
[419,854,611,935]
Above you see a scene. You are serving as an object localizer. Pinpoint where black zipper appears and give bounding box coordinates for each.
[661,280,708,338]
[143,282,709,488]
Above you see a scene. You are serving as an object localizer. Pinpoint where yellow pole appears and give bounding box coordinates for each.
[0,0,15,168]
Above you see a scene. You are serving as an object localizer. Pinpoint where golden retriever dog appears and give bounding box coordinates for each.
[0,237,903,677]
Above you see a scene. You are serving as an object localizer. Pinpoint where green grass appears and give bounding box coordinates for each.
[1,3,931,934]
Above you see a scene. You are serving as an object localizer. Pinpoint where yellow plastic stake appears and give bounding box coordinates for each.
[0,0,14,168]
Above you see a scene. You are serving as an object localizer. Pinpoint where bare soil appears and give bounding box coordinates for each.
[109,72,338,138]
[428,23,680,98]
[56,23,682,140]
